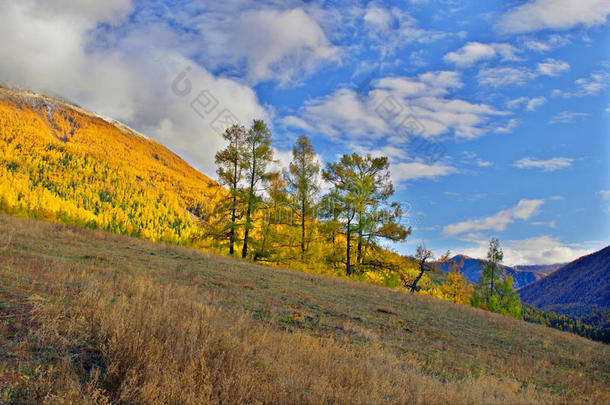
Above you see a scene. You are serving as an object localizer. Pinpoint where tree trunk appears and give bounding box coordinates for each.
[489,263,495,303]
[229,158,238,256]
[301,196,305,262]
[242,149,256,259]
[409,259,427,293]
[356,229,363,265]
[346,216,352,276]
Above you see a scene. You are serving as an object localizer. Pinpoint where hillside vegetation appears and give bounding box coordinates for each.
[0,86,219,243]
[1,214,609,404]
[0,87,455,300]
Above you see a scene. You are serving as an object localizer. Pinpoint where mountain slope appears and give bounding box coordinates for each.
[1,214,608,403]
[518,246,610,318]
[438,255,547,288]
[0,86,221,243]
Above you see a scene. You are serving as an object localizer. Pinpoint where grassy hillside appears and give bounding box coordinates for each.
[518,246,610,318]
[1,214,609,404]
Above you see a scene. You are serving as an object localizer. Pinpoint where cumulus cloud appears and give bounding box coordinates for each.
[513,157,574,171]
[443,199,545,237]
[443,42,496,68]
[460,235,598,265]
[443,42,520,68]
[195,7,340,85]
[537,58,570,76]
[497,0,610,34]
[526,97,547,111]
[390,161,458,183]
[283,71,507,146]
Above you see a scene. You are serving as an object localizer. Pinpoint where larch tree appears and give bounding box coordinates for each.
[285,135,320,262]
[241,120,277,259]
[214,124,247,256]
[322,155,358,275]
[479,238,504,303]
[323,153,409,275]
[471,238,522,318]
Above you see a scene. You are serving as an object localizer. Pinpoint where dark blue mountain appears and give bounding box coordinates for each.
[518,246,610,318]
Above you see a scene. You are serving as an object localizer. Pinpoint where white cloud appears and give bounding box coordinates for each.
[443,199,545,237]
[460,235,598,266]
[532,220,556,228]
[524,34,571,52]
[460,151,493,168]
[390,161,458,183]
[506,97,528,109]
[493,118,519,134]
[537,58,570,76]
[478,67,536,87]
[361,5,448,57]
[443,42,496,68]
[526,96,547,111]
[195,7,340,85]
[549,111,591,124]
[479,59,569,88]
[497,0,610,34]
[283,71,507,144]
[363,6,393,30]
[553,70,610,98]
[598,190,610,199]
[443,42,520,68]
[513,157,574,171]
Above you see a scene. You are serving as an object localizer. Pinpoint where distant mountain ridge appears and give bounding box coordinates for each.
[438,255,562,289]
[518,246,610,318]
[513,263,564,275]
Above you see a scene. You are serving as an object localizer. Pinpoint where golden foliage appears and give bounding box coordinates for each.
[0,88,222,244]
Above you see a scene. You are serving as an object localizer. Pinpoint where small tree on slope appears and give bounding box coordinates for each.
[471,238,522,318]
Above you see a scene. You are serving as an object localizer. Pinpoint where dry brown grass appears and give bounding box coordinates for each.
[1,214,609,404]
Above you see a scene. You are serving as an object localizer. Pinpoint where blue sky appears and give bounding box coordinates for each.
[1,0,608,264]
